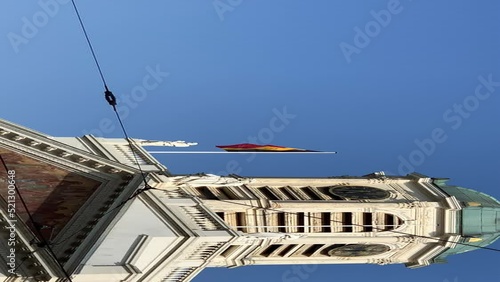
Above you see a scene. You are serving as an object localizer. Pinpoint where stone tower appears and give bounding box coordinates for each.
[0,118,499,281]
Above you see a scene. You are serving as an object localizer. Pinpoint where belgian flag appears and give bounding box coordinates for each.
[216,143,320,152]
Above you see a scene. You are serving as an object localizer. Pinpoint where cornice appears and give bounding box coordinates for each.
[0,121,140,176]
[0,198,62,280]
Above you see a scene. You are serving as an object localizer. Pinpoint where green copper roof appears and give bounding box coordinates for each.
[432,181,500,262]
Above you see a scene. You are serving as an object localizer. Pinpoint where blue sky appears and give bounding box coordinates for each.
[1,0,500,281]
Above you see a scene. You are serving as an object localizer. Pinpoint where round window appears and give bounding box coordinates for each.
[327,244,390,257]
[328,186,390,200]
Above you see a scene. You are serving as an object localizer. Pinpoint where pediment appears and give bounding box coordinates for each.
[0,146,103,239]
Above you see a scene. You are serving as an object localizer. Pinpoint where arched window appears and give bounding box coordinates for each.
[326,186,390,200]
[323,244,390,257]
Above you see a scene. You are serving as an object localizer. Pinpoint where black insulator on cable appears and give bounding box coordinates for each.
[105,90,117,106]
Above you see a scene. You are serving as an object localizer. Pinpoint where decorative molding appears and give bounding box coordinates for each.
[397,236,416,243]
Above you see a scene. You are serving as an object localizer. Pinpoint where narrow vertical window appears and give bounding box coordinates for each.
[236,212,246,232]
[321,213,331,232]
[297,212,305,232]
[385,214,395,231]
[363,213,373,232]
[343,212,353,232]
[277,212,286,233]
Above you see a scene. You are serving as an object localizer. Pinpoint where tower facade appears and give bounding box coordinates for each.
[0,118,499,281]
[184,172,500,269]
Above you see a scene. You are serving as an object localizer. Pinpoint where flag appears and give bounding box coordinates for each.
[216,143,319,152]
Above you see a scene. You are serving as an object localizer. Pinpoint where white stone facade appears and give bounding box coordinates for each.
[0,118,477,281]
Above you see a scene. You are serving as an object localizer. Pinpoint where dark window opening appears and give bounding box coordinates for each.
[260,244,281,257]
[301,187,321,200]
[302,244,323,256]
[277,212,286,233]
[385,214,394,231]
[218,187,237,199]
[278,244,297,257]
[236,212,246,232]
[280,187,298,200]
[363,213,373,232]
[322,213,331,232]
[297,212,305,232]
[343,213,353,232]
[196,187,218,199]
[215,212,225,221]
[258,187,279,200]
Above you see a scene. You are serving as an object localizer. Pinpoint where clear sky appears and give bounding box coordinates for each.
[1,1,500,281]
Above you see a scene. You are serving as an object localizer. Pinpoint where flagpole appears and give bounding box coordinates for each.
[147,151,337,154]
